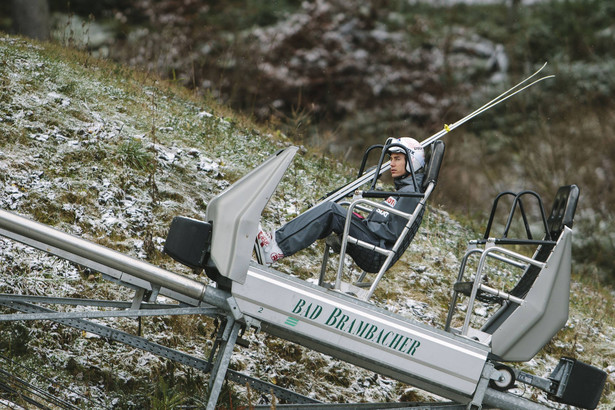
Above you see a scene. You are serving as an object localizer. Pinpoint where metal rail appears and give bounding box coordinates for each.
[0,368,81,410]
[252,402,470,409]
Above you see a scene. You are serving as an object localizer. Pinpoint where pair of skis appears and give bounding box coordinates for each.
[318,62,554,205]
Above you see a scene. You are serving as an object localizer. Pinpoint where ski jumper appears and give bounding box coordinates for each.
[275,172,425,272]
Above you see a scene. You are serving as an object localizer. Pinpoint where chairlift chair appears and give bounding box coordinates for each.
[318,140,445,301]
[444,184,580,362]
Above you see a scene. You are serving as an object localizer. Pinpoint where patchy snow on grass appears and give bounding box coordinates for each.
[0,35,612,408]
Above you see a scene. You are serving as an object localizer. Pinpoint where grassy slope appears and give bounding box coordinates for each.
[0,34,613,408]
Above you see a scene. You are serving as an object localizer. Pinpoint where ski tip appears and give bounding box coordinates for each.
[536,74,556,83]
[531,62,549,77]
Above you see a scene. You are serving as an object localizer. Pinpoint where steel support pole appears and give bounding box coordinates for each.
[0,210,208,301]
[207,318,241,410]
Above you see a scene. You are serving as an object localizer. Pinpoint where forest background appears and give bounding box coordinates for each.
[3,0,614,285]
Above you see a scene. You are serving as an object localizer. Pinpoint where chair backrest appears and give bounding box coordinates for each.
[422,140,446,192]
[547,184,579,240]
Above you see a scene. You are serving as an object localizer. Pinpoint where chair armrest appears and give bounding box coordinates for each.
[336,200,373,217]
[344,198,413,222]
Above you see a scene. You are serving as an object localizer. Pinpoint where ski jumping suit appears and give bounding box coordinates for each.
[275,172,425,273]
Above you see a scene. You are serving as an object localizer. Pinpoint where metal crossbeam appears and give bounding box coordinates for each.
[0,306,219,321]
[207,319,241,410]
[0,294,178,309]
[0,300,319,405]
[0,293,221,321]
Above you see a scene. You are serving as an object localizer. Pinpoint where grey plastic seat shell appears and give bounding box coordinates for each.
[486,226,572,362]
[205,147,298,284]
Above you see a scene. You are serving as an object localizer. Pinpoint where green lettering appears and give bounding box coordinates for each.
[325,307,342,326]
[364,324,377,341]
[376,330,392,345]
[292,299,306,314]
[336,314,349,330]
[388,333,403,350]
[347,318,356,334]
[309,304,322,320]
[355,321,369,337]
[407,340,421,356]
[398,337,410,352]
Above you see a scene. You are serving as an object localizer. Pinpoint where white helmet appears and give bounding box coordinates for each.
[386,137,425,173]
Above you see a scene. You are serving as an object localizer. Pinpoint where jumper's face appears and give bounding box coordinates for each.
[389,152,407,178]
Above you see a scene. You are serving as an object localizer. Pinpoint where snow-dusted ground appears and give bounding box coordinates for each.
[0,35,613,408]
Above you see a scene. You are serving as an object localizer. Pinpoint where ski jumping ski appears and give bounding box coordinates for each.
[318,62,554,206]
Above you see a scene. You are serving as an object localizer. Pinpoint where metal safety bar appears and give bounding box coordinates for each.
[334,186,432,300]
[445,245,546,336]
